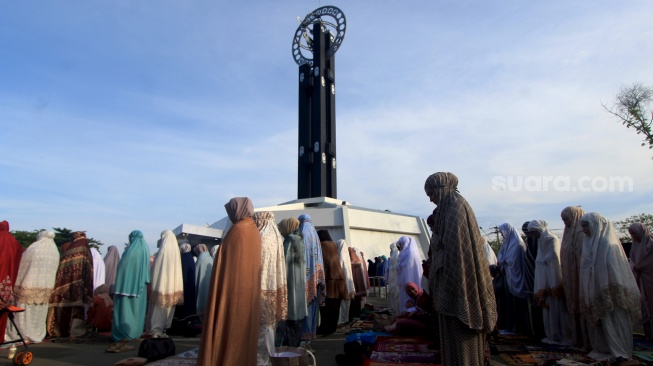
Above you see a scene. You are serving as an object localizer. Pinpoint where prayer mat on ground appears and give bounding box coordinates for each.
[175,348,199,358]
[338,320,375,334]
[494,341,576,354]
[368,351,439,364]
[498,352,608,366]
[148,348,198,366]
[336,320,374,334]
[530,343,576,353]
[493,345,529,353]
[363,336,440,366]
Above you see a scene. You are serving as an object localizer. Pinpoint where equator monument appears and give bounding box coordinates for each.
[173,6,430,259]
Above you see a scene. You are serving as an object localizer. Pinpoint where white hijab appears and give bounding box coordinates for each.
[483,240,498,266]
[528,220,563,296]
[91,248,106,291]
[13,231,60,305]
[179,243,192,253]
[385,242,399,283]
[396,236,423,310]
[386,242,401,315]
[210,245,219,258]
[150,230,184,307]
[579,212,640,323]
[498,223,528,298]
[337,239,356,297]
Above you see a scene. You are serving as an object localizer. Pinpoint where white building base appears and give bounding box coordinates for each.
[173,197,431,260]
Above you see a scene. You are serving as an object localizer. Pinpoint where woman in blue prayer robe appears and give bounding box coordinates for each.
[111,230,151,341]
[298,214,325,343]
[194,244,213,322]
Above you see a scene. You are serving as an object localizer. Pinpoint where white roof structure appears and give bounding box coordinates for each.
[171,223,223,246]
[173,197,431,260]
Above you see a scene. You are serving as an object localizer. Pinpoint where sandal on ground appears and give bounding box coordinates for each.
[115,343,135,352]
[106,343,120,353]
[107,342,135,353]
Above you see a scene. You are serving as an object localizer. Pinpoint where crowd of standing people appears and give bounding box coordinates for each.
[196,198,378,365]
[383,171,651,366]
[1,170,652,366]
[485,197,647,365]
[0,198,378,365]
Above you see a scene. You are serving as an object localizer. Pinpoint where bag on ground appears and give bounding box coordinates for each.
[137,338,176,361]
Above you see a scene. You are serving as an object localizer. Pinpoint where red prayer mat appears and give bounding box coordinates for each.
[364,336,441,366]
[498,352,608,366]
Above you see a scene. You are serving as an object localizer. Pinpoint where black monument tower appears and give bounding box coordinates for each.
[292,6,346,199]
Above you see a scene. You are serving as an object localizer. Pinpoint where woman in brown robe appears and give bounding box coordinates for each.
[348,247,368,318]
[316,229,348,335]
[47,231,94,338]
[197,197,262,366]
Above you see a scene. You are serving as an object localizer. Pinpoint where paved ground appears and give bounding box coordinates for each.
[0,295,390,366]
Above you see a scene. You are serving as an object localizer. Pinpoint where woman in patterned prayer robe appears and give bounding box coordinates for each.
[425,172,497,366]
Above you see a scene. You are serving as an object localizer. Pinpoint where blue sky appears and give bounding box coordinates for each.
[2,1,652,254]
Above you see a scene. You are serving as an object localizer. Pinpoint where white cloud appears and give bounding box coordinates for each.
[1,0,652,248]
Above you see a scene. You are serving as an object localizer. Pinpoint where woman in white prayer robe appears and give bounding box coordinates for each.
[146,230,184,338]
[484,240,498,266]
[384,242,401,316]
[580,212,640,363]
[103,246,120,296]
[337,239,356,325]
[91,248,106,291]
[396,236,423,312]
[5,231,60,343]
[528,220,572,345]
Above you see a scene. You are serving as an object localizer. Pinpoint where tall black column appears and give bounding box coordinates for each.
[297,23,337,199]
[325,35,337,199]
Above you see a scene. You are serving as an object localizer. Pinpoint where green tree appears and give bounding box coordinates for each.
[87,238,104,253]
[481,226,502,254]
[9,227,105,252]
[51,227,104,253]
[10,229,43,248]
[53,227,73,247]
[613,213,653,243]
[603,83,653,158]
[487,237,502,255]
